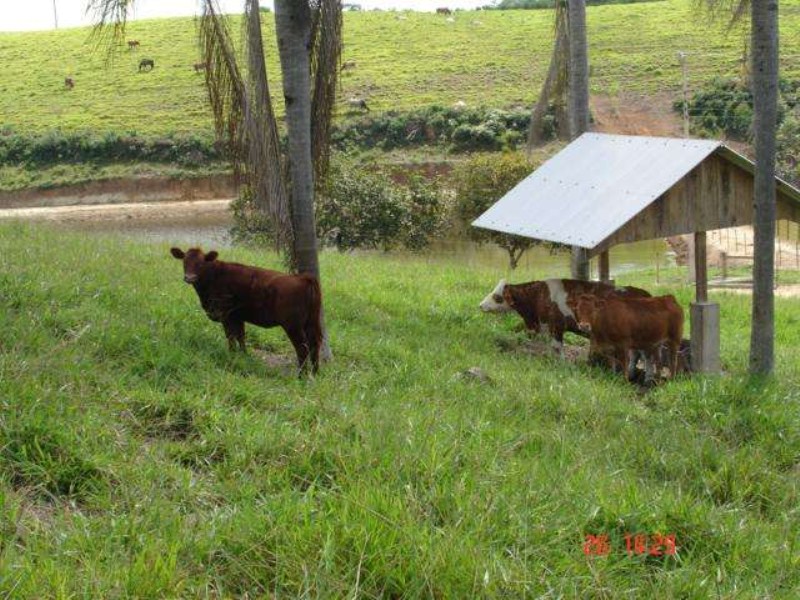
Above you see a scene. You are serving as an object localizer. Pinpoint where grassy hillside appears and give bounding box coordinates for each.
[1,223,798,596]
[1,0,800,136]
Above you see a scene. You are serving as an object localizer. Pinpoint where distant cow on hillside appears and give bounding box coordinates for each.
[170,247,323,374]
[139,58,155,72]
[193,62,206,73]
[347,97,370,112]
[64,77,75,90]
[127,40,140,50]
[436,7,452,14]
[341,60,357,71]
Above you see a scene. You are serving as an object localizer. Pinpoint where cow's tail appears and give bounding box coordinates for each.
[302,274,323,373]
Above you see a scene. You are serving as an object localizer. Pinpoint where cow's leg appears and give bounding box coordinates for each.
[303,321,320,374]
[223,319,245,352]
[549,321,565,357]
[669,340,680,378]
[284,325,310,375]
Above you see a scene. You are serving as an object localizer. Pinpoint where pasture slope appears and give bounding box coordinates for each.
[1,0,800,135]
[1,222,798,597]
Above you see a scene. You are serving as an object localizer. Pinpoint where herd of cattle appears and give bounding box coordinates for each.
[170,246,688,383]
[480,278,688,383]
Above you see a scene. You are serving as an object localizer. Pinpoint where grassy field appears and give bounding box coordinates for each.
[2,0,800,136]
[0,222,798,597]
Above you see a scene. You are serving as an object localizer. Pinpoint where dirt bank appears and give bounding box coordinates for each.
[0,174,236,210]
[0,199,232,223]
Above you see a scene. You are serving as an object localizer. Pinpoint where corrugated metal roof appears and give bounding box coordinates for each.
[472,133,723,249]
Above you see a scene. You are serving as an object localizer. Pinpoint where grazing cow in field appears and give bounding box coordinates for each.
[572,294,684,381]
[479,278,650,354]
[127,40,140,50]
[341,60,357,71]
[170,247,323,374]
[64,77,75,90]
[139,58,155,72]
[436,7,452,14]
[347,97,370,112]
[193,62,206,73]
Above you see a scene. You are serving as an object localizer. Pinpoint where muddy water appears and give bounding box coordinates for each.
[59,207,672,275]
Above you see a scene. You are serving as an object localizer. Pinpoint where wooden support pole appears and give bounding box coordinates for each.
[690,230,720,373]
[599,250,610,283]
[695,230,707,302]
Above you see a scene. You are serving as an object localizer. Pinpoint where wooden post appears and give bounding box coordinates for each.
[599,250,610,283]
[690,230,721,373]
[695,230,707,302]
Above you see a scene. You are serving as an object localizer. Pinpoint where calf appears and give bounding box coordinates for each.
[127,40,140,50]
[170,247,322,374]
[573,294,683,381]
[479,278,650,354]
[139,58,155,72]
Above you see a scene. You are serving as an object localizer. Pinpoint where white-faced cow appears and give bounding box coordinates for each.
[479,278,651,355]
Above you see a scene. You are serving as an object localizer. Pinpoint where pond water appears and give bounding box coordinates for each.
[61,205,674,276]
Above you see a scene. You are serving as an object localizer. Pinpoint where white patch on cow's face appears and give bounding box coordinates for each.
[545,278,575,319]
[479,279,511,313]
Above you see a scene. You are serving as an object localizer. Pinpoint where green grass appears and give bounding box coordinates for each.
[0,222,798,597]
[2,0,800,136]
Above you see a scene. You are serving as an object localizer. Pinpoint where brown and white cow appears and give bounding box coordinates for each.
[170,247,323,374]
[572,293,684,381]
[479,278,650,354]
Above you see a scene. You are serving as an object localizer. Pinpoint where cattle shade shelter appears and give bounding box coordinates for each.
[472,132,800,372]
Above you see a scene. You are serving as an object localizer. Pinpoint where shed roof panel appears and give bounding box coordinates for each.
[472,133,722,249]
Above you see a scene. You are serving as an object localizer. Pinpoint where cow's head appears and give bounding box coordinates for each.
[479,279,513,313]
[170,247,218,284]
[573,294,603,333]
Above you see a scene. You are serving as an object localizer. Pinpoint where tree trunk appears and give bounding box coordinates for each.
[568,0,590,280]
[749,0,779,375]
[274,0,332,360]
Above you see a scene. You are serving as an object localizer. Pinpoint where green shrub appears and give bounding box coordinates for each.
[317,158,446,251]
[229,186,280,248]
[453,152,558,269]
[0,129,222,166]
[331,106,532,153]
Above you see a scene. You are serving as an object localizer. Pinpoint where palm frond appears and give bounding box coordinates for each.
[86,0,134,58]
[200,0,293,256]
[310,0,343,185]
[697,0,749,29]
[242,0,293,254]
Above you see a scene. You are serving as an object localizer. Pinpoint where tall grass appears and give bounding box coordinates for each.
[0,222,798,597]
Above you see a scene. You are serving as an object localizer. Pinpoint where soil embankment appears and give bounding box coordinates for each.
[0,174,236,210]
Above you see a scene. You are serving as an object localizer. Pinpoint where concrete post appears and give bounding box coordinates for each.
[690,302,721,373]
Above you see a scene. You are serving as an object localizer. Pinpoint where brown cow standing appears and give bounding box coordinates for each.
[572,294,684,381]
[480,278,650,354]
[64,77,75,90]
[170,247,323,374]
[436,7,452,14]
[128,40,140,50]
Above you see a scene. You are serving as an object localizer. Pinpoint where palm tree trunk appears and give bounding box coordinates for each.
[749,0,779,375]
[568,0,590,280]
[274,0,332,360]
[528,3,568,148]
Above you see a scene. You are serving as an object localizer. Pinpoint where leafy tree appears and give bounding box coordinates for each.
[454,153,551,269]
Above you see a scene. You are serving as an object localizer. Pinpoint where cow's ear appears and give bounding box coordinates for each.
[205,251,218,262]
[170,247,185,259]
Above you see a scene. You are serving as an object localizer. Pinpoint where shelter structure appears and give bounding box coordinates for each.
[473,133,800,373]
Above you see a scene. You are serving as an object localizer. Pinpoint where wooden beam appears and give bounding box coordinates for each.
[598,250,610,283]
[695,230,708,302]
